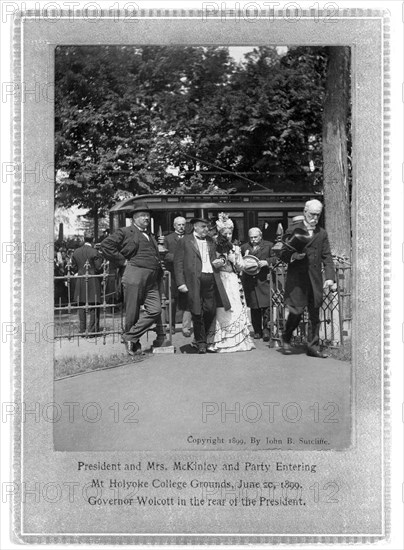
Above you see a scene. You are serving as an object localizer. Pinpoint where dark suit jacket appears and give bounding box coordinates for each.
[163,232,184,303]
[240,240,275,309]
[100,225,159,268]
[280,222,335,309]
[164,232,182,267]
[71,244,103,303]
[174,234,231,316]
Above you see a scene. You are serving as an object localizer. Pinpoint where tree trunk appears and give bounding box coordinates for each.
[322,46,351,261]
[323,47,351,345]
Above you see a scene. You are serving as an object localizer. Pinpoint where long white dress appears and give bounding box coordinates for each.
[207,246,255,353]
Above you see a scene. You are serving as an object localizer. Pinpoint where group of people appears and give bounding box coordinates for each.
[99,198,336,359]
[55,229,117,334]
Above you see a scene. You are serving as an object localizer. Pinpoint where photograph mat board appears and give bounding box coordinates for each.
[11,7,388,544]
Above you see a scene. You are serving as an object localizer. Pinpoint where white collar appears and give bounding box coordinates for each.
[134,223,147,233]
[303,220,316,232]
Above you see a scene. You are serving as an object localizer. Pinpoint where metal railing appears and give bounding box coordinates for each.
[267,260,352,348]
[54,260,172,346]
[54,258,351,351]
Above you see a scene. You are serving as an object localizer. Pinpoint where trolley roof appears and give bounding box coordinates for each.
[110,193,322,214]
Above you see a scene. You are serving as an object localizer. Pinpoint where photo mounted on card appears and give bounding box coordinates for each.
[12,4,389,544]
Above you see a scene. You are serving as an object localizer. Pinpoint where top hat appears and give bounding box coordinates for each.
[242,255,261,276]
[284,227,312,253]
[190,217,210,225]
[132,202,150,214]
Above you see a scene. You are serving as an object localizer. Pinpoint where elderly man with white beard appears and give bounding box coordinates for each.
[280,199,336,358]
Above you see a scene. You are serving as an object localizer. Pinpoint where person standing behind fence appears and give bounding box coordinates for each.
[100,203,162,357]
[240,228,274,342]
[71,233,103,335]
[280,199,336,358]
[159,216,192,336]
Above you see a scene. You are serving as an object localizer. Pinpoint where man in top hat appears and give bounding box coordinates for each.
[174,216,231,354]
[241,228,275,341]
[100,202,162,356]
[159,216,192,336]
[280,199,336,358]
[71,233,103,335]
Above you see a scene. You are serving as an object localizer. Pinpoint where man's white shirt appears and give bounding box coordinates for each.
[193,233,213,273]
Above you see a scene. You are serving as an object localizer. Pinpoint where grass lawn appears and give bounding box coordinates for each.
[54,351,146,380]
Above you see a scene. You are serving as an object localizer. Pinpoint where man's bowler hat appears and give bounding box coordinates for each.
[132,202,150,214]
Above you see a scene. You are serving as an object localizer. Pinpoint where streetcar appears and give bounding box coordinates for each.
[109,192,323,243]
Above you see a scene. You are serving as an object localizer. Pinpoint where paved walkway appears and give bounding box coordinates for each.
[54,331,351,452]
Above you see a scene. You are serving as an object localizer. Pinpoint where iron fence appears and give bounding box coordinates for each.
[54,258,351,350]
[267,259,352,348]
[54,260,172,346]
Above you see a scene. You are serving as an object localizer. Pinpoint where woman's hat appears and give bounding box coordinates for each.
[284,227,312,253]
[242,255,261,276]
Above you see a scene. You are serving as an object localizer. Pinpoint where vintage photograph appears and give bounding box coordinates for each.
[53,44,352,451]
[9,5,391,542]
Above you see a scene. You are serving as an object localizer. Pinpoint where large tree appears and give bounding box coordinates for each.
[55,46,236,227]
[322,46,351,260]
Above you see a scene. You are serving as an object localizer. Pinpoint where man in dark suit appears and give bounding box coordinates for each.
[161,216,192,336]
[241,228,275,341]
[280,199,336,358]
[71,234,103,335]
[100,203,162,356]
[174,217,230,354]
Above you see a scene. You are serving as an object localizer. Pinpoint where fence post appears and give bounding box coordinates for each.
[338,263,352,343]
[153,270,175,354]
[101,260,108,343]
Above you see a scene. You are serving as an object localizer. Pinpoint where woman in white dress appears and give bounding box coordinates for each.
[207,213,255,353]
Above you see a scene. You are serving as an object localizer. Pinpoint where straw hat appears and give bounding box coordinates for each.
[242,255,261,276]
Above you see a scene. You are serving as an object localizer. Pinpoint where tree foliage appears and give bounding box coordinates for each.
[55,45,332,223]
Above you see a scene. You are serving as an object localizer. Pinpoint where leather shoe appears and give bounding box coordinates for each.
[262,329,270,342]
[182,329,191,337]
[282,342,293,355]
[124,340,135,356]
[307,348,328,359]
[132,341,145,356]
[198,345,207,354]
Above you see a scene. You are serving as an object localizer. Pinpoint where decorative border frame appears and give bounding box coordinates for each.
[11,6,390,544]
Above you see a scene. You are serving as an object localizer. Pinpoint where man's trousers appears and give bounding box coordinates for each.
[122,265,162,344]
[78,303,100,334]
[250,307,269,337]
[192,273,216,346]
[282,284,321,352]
